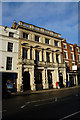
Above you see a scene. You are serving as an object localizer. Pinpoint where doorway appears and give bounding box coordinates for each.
[59,73,63,88]
[23,71,30,91]
[48,72,53,89]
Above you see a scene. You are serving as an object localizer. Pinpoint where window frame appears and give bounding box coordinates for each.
[23,32,28,39]
[7,42,13,52]
[71,52,74,60]
[70,45,73,51]
[35,36,39,42]
[6,57,12,70]
[9,32,14,37]
[63,43,67,49]
[64,51,68,59]
[45,38,49,44]
[54,41,58,46]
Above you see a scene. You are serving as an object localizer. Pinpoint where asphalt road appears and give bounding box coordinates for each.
[2,86,80,120]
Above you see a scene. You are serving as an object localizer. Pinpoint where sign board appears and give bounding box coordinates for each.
[72,65,77,71]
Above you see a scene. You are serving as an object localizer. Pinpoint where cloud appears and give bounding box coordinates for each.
[2,2,78,44]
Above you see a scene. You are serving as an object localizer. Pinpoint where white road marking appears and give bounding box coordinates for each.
[34,101,55,107]
[21,105,26,109]
[59,110,80,120]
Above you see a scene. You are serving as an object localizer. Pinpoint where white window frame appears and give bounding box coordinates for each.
[78,54,80,61]
[70,45,73,51]
[64,51,68,59]
[71,52,74,60]
[63,43,67,49]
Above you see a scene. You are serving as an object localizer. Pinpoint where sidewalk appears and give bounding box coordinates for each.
[11,85,80,96]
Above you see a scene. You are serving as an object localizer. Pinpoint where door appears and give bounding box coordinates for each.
[23,71,30,91]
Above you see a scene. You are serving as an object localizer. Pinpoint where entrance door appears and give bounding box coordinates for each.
[23,71,30,91]
[59,73,63,88]
[48,72,53,89]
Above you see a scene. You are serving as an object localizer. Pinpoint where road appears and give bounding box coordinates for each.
[2,86,80,120]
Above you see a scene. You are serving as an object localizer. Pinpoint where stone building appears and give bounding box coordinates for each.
[0,25,19,92]
[62,39,80,87]
[15,21,66,92]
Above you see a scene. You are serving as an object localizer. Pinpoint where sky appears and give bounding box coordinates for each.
[2,2,79,45]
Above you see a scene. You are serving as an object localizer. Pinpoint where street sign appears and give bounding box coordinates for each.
[72,65,77,70]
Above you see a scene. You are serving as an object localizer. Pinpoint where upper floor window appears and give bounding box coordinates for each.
[63,44,67,49]
[22,48,28,59]
[23,32,28,39]
[45,38,49,44]
[35,50,39,61]
[70,45,73,51]
[65,61,68,67]
[55,41,58,46]
[8,42,13,52]
[6,57,12,70]
[72,62,75,66]
[9,32,14,37]
[46,52,50,62]
[77,47,79,52]
[71,53,74,60]
[56,54,59,63]
[64,51,68,59]
[35,36,39,42]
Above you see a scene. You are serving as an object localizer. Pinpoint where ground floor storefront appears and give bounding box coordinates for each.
[2,72,17,93]
[17,64,66,92]
[67,71,80,87]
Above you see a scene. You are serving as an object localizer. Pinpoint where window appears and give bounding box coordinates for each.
[71,53,74,60]
[70,45,73,51]
[35,36,39,42]
[23,32,28,39]
[72,62,75,66]
[8,42,13,52]
[63,44,67,49]
[35,50,39,61]
[64,51,68,59]
[46,52,50,62]
[56,54,59,63]
[65,62,68,67]
[9,32,14,37]
[45,38,49,44]
[22,48,28,59]
[6,57,12,70]
[55,41,58,46]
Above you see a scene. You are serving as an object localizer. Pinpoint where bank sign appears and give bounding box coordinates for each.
[72,65,77,71]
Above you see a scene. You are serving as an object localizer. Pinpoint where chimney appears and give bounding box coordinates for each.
[11,21,17,29]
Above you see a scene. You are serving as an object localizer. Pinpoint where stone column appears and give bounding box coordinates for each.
[30,67,36,90]
[51,71,55,88]
[45,69,48,89]
[32,48,35,60]
[76,74,78,86]
[59,54,61,63]
[17,64,23,92]
[44,50,46,62]
[42,69,46,89]
[54,52,56,63]
[50,52,52,62]
[39,50,42,61]
[28,48,30,59]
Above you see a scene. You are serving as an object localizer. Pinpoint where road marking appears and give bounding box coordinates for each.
[21,105,26,109]
[25,97,55,105]
[34,101,55,107]
[59,110,80,120]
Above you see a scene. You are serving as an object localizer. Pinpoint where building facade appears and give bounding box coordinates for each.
[0,25,19,92]
[15,21,66,92]
[62,39,80,87]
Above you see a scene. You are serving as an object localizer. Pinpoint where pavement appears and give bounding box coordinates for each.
[11,85,80,96]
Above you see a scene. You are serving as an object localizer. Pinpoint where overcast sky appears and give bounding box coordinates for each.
[2,2,78,45]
